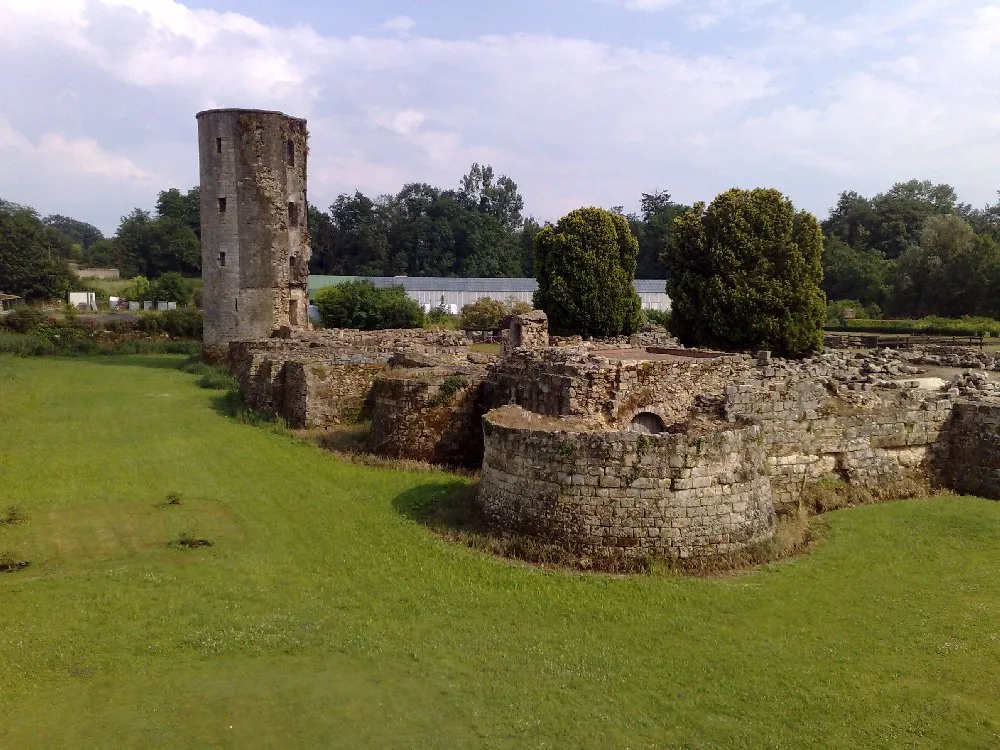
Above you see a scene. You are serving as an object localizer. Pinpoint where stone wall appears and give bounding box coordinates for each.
[368,367,489,467]
[488,348,751,428]
[943,403,1000,497]
[227,328,474,428]
[478,407,775,560]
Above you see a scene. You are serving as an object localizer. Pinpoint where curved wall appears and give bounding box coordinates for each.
[478,407,776,559]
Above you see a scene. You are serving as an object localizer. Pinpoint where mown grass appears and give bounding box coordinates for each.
[1,354,999,747]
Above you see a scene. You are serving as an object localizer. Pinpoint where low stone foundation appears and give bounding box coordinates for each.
[368,367,489,467]
[478,407,776,560]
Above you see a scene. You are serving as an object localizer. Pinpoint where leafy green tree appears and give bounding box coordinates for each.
[460,298,509,331]
[113,209,200,278]
[460,163,524,233]
[120,275,153,302]
[0,200,74,301]
[152,272,193,305]
[892,214,1000,318]
[313,281,423,330]
[533,207,643,337]
[42,215,105,252]
[665,188,826,358]
[518,217,541,276]
[84,238,116,268]
[630,190,688,278]
[869,180,957,258]
[155,187,201,238]
[821,236,896,308]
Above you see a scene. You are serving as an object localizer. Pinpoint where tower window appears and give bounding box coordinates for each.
[218,252,226,267]
[286,139,295,166]
[218,197,227,213]
[216,137,222,154]
[235,297,239,312]
[288,201,299,225]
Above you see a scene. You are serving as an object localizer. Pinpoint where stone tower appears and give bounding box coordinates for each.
[197,108,311,358]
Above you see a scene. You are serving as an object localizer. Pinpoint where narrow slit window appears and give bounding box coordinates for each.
[235,298,239,312]
[216,137,222,154]
[289,256,296,277]
[286,139,295,166]
[218,252,226,267]
[218,197,227,213]
[287,201,298,225]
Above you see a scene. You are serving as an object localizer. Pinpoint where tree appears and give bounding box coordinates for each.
[518,217,541,276]
[869,180,957,258]
[156,187,201,238]
[113,209,200,278]
[0,200,74,301]
[460,298,509,331]
[892,214,1000,318]
[630,190,688,278]
[664,188,826,358]
[120,275,153,302]
[43,215,105,252]
[821,236,895,308]
[533,207,643,337]
[152,272,193,305]
[313,281,424,330]
[460,163,524,233]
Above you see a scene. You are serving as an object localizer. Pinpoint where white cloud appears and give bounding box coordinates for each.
[382,15,416,36]
[1,0,1000,232]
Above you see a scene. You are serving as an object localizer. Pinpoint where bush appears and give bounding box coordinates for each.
[665,188,826,358]
[0,331,57,356]
[533,207,643,337]
[644,309,672,330]
[1,306,44,333]
[828,316,1000,337]
[152,272,193,305]
[314,281,424,330]
[460,298,509,331]
[161,307,203,338]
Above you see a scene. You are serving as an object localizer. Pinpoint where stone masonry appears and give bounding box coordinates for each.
[198,108,311,359]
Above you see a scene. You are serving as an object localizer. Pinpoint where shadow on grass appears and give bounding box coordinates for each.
[391,481,657,574]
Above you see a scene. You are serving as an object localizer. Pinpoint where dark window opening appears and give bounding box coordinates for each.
[216,137,222,154]
[287,201,299,225]
[235,297,239,312]
[288,299,299,327]
[630,412,666,435]
[218,197,227,213]
[218,252,226,267]
[289,256,297,277]
[286,139,295,166]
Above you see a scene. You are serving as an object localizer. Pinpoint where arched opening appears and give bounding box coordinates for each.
[630,412,666,435]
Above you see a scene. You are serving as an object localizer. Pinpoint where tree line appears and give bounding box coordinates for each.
[5,170,1000,325]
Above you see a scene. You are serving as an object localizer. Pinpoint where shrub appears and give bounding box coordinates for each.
[314,281,424,330]
[152,272,193,305]
[460,298,508,331]
[665,188,826,358]
[161,307,203,338]
[1,306,44,333]
[0,331,57,356]
[644,309,672,330]
[533,207,643,337]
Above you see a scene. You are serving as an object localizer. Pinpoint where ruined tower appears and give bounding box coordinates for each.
[197,108,311,358]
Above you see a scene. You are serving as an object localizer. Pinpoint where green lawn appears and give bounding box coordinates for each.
[1,354,999,748]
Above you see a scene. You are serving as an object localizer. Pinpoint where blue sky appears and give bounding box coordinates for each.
[1,0,999,234]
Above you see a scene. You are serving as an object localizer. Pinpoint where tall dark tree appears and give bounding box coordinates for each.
[43,215,105,252]
[630,190,687,278]
[156,187,201,239]
[665,188,826,358]
[0,200,74,300]
[533,207,642,337]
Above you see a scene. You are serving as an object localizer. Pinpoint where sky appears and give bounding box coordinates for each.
[1,0,999,235]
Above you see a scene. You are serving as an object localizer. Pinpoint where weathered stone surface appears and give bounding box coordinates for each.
[478,406,775,560]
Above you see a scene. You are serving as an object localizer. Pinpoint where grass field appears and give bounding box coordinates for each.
[1,355,999,747]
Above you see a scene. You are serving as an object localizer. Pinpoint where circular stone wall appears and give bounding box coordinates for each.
[478,406,775,560]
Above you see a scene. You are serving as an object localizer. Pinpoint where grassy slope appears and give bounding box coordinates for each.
[0,355,998,748]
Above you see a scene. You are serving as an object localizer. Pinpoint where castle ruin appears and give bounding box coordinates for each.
[197,108,311,360]
[204,110,1000,566]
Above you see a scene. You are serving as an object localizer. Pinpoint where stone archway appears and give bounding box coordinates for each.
[630,411,666,435]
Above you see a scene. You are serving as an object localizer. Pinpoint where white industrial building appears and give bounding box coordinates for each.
[308,276,670,313]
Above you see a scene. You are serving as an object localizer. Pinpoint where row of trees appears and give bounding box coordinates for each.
[821,180,1000,319]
